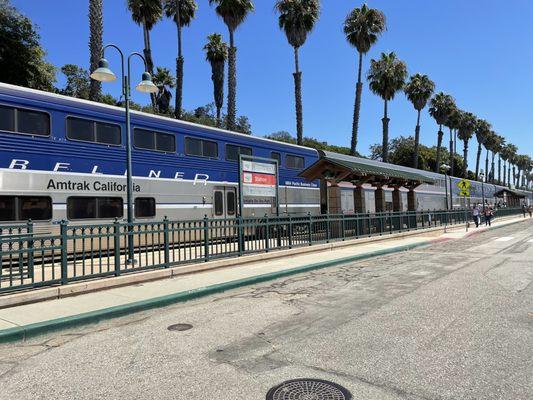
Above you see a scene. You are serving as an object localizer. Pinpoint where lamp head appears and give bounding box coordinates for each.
[90,58,117,82]
[135,72,159,94]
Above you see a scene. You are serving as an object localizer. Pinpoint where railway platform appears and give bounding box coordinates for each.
[0,213,529,343]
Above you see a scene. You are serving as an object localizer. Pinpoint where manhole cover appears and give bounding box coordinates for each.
[167,323,193,332]
[266,379,352,400]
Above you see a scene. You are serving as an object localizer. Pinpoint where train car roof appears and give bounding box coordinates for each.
[0,82,318,155]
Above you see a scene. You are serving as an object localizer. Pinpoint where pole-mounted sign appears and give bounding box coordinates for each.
[238,155,279,216]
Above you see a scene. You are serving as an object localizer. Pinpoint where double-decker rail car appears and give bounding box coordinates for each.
[0,83,321,236]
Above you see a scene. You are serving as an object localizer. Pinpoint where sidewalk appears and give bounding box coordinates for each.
[0,215,529,343]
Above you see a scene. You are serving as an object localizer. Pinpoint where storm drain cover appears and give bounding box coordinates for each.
[167,323,193,332]
[266,379,352,400]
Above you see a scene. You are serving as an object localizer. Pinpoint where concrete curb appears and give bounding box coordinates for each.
[0,239,434,344]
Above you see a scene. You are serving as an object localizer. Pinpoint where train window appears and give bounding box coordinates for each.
[17,109,50,136]
[270,152,281,164]
[67,197,123,219]
[155,132,175,152]
[96,122,121,145]
[214,191,224,216]
[226,144,252,161]
[19,196,52,221]
[0,196,16,221]
[68,197,97,219]
[98,197,123,218]
[0,106,50,136]
[66,117,121,145]
[286,154,305,169]
[226,191,236,216]
[185,137,218,158]
[0,196,52,221]
[135,197,156,218]
[134,128,175,152]
[0,106,15,132]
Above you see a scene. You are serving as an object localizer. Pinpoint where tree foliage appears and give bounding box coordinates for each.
[0,0,55,91]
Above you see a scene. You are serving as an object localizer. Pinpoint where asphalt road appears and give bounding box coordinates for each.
[0,221,532,400]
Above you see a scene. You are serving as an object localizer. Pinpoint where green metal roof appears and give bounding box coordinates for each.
[317,151,435,184]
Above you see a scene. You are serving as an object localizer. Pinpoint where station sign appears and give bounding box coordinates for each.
[240,159,277,198]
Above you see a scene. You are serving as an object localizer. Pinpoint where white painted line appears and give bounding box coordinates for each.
[495,237,514,242]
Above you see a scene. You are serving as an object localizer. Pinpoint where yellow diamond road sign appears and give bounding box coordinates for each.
[457,179,471,197]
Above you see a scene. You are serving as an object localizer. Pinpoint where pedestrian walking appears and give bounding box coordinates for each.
[529,205,532,218]
[484,206,494,226]
[522,204,528,218]
[472,205,480,228]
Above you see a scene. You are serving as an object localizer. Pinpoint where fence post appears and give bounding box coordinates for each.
[238,216,244,256]
[163,216,170,267]
[308,212,313,246]
[264,214,270,252]
[288,214,293,249]
[341,214,346,241]
[26,219,34,279]
[113,218,121,276]
[203,215,210,261]
[60,220,68,285]
[326,214,331,243]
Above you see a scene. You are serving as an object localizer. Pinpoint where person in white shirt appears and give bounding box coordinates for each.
[472,205,481,228]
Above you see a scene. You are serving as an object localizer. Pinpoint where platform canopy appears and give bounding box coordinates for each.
[494,188,526,198]
[299,151,435,188]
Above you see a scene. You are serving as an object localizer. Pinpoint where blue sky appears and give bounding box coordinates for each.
[12,0,533,167]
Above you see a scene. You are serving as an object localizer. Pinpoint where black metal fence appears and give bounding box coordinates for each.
[0,208,524,294]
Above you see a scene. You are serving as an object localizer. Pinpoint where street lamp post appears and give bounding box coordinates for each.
[90,44,158,264]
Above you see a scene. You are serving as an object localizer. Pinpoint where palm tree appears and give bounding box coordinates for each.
[505,144,518,187]
[457,111,477,178]
[428,92,455,172]
[343,4,386,155]
[164,0,198,119]
[127,0,163,109]
[500,143,511,186]
[367,52,408,163]
[483,130,495,182]
[492,134,504,184]
[89,0,103,101]
[152,67,176,114]
[404,74,434,169]
[209,0,254,131]
[474,119,491,180]
[204,33,228,127]
[275,0,320,146]
[444,107,460,177]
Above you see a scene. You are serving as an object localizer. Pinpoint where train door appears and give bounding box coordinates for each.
[213,187,237,219]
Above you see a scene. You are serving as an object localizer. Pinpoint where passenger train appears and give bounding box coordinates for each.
[0,83,531,233]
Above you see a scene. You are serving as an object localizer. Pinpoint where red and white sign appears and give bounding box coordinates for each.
[241,160,277,197]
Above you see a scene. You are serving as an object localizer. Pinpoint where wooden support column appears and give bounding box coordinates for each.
[374,186,386,212]
[328,184,342,214]
[407,189,417,211]
[392,187,402,212]
[353,186,366,213]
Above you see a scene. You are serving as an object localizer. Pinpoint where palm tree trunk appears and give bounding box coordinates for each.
[413,110,421,169]
[485,150,489,183]
[435,125,443,173]
[463,140,468,178]
[174,14,183,119]
[498,153,502,185]
[350,51,363,156]
[216,107,221,127]
[89,0,103,101]
[227,29,237,131]
[142,21,157,109]
[508,165,511,188]
[502,161,506,186]
[449,128,454,177]
[293,47,303,146]
[381,100,389,163]
[475,142,482,180]
[491,152,495,183]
